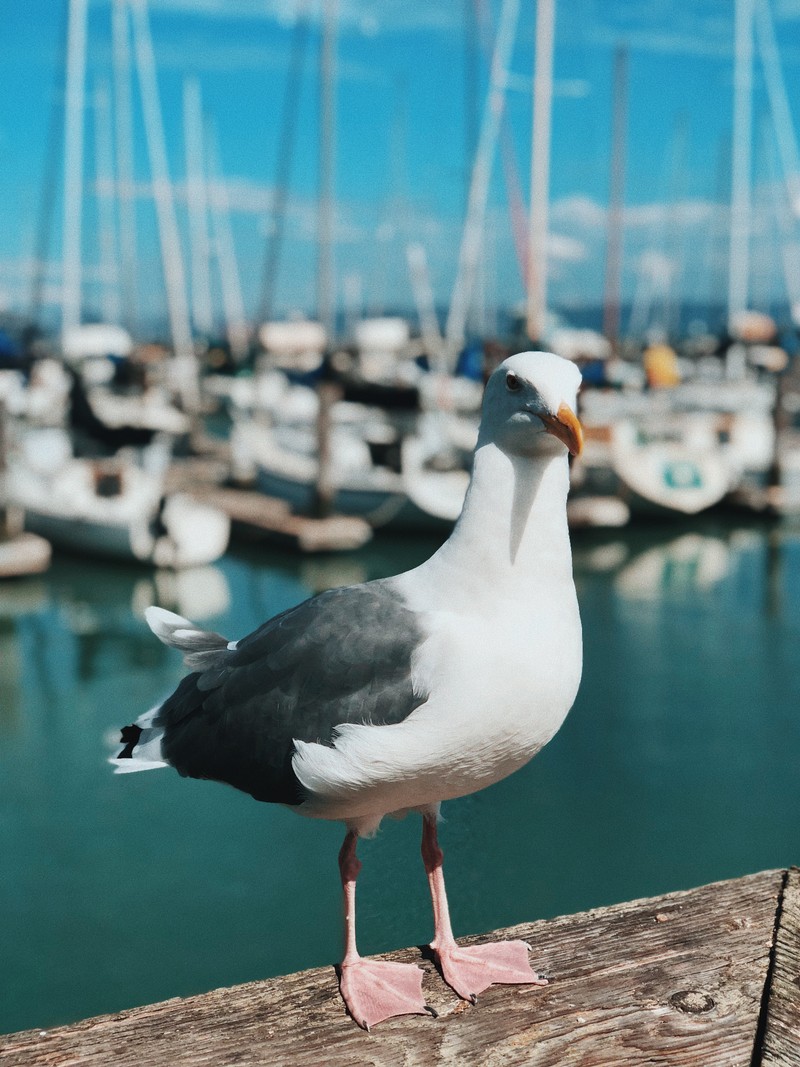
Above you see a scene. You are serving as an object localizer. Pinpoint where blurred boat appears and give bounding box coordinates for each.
[204,320,325,418]
[235,411,462,533]
[227,316,482,533]
[0,530,52,578]
[62,323,134,363]
[0,399,53,579]
[575,403,731,517]
[0,359,71,427]
[573,357,781,516]
[6,428,229,567]
[611,418,730,515]
[66,362,190,456]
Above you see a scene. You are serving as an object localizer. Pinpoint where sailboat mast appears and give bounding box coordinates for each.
[407,243,446,374]
[728,0,754,326]
[525,0,555,343]
[445,0,520,364]
[318,0,337,342]
[207,119,249,362]
[602,45,628,352]
[764,121,800,321]
[257,5,311,325]
[93,78,122,326]
[754,0,800,245]
[113,0,138,335]
[29,3,68,330]
[61,0,88,343]
[183,77,214,339]
[128,0,197,409]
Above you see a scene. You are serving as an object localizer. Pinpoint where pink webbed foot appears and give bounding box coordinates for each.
[339,958,431,1031]
[433,939,547,1003]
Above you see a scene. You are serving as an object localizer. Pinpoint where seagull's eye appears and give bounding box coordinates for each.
[506,372,521,392]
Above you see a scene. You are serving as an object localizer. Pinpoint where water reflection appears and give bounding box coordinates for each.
[573,521,795,603]
[1,522,799,1035]
[615,532,730,598]
[0,561,232,740]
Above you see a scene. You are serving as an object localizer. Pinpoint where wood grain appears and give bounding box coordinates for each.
[760,867,800,1065]
[0,870,784,1067]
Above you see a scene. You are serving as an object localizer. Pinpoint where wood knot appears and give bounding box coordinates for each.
[669,990,716,1015]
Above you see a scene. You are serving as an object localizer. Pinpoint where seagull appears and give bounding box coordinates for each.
[112,350,584,1030]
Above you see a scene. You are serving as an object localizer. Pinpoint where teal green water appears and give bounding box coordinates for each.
[2,521,800,1035]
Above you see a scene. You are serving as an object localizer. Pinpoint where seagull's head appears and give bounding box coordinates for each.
[479,351,584,460]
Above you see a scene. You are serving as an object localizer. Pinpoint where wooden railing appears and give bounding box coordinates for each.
[3,868,799,1066]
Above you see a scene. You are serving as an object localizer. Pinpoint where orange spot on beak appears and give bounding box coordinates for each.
[540,403,584,457]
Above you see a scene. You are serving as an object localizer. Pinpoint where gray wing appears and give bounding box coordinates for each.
[154,579,427,805]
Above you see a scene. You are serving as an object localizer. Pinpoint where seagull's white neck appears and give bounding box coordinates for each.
[414,441,574,610]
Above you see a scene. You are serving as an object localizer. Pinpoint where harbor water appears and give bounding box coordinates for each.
[2,518,800,1035]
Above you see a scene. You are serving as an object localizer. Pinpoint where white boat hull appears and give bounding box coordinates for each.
[255,465,452,533]
[6,430,230,568]
[611,446,731,515]
[21,493,229,568]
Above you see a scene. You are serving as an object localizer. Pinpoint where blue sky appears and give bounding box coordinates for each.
[2,0,800,336]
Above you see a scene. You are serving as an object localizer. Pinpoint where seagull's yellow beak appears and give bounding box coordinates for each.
[540,403,584,457]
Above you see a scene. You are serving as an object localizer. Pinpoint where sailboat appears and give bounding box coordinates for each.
[8,0,230,568]
[567,28,766,521]
[7,426,230,567]
[232,0,494,532]
[574,389,734,517]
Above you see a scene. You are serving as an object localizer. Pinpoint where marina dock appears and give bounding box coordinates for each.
[190,486,373,553]
[3,867,798,1066]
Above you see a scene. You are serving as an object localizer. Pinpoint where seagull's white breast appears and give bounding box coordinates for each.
[292,582,581,823]
[407,592,582,789]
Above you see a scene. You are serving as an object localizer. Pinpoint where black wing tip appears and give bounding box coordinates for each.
[117,723,143,759]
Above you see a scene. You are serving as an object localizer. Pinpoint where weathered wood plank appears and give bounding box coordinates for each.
[759,867,800,1064]
[0,870,783,1067]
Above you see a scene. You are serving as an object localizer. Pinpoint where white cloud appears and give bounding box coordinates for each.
[774,0,800,19]
[547,232,587,262]
[554,79,592,99]
[635,249,675,281]
[0,257,68,313]
[144,0,460,34]
[140,37,290,73]
[205,177,276,214]
[89,28,385,83]
[588,26,731,60]
[550,195,607,229]
[623,199,718,228]
[145,0,296,23]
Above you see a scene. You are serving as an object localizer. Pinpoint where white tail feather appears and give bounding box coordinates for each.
[115,611,233,776]
[110,756,168,773]
[145,606,196,645]
[144,605,230,670]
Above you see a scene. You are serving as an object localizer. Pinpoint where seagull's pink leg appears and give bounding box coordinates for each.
[337,830,429,1030]
[421,814,547,1003]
